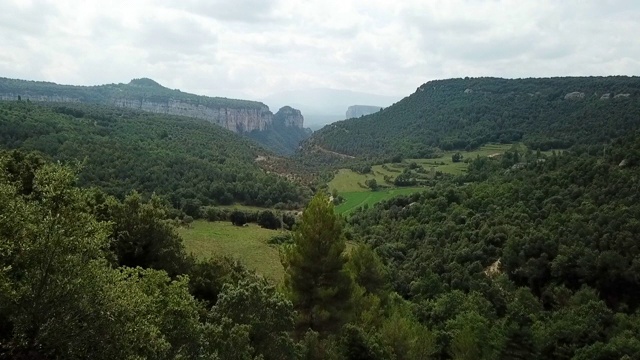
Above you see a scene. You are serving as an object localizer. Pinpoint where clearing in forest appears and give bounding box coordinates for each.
[178,221,285,282]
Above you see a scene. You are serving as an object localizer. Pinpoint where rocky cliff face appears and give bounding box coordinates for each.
[0,94,80,102]
[346,105,382,119]
[110,98,273,132]
[273,106,304,128]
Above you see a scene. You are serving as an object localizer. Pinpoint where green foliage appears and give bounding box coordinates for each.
[0,101,308,209]
[209,278,300,360]
[345,131,640,358]
[282,193,353,337]
[305,76,640,159]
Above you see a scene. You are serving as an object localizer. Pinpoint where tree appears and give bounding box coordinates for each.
[365,179,379,191]
[209,278,300,360]
[452,152,464,163]
[282,193,353,337]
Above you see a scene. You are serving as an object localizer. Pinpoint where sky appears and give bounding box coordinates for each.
[1,0,639,101]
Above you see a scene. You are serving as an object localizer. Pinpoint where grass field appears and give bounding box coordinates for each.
[329,143,522,193]
[335,187,425,215]
[178,221,285,282]
[328,143,526,215]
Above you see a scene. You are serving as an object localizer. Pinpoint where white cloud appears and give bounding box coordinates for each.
[0,0,639,100]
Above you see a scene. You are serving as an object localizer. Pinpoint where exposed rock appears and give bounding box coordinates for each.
[0,94,80,102]
[346,105,382,119]
[614,93,631,98]
[564,92,585,100]
[464,88,473,94]
[600,93,611,100]
[273,106,304,128]
[110,98,272,132]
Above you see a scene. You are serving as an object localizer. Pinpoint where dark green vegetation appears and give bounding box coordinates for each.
[0,153,434,359]
[305,76,640,160]
[344,133,640,358]
[0,101,309,211]
[0,77,311,154]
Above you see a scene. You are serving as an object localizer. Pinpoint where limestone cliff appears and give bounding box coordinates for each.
[0,77,311,154]
[110,97,273,132]
[346,105,382,119]
[273,106,304,128]
[0,77,274,133]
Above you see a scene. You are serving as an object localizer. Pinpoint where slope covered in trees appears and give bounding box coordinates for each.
[304,76,640,160]
[344,132,640,358]
[0,101,309,210]
[0,77,310,154]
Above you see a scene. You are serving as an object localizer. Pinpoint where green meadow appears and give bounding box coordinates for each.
[178,221,285,282]
[329,143,524,214]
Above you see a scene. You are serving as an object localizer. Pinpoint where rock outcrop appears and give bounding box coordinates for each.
[564,92,585,100]
[0,77,279,133]
[346,105,382,119]
[110,98,273,132]
[273,106,304,128]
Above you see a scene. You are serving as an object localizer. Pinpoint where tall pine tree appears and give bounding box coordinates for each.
[282,193,353,337]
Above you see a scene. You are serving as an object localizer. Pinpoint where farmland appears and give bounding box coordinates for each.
[328,143,524,214]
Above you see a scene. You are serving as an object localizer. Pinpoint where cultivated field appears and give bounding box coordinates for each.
[335,188,425,215]
[178,221,285,282]
[329,143,525,214]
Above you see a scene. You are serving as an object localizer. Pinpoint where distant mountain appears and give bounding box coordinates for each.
[0,77,308,155]
[302,76,640,160]
[345,105,383,119]
[262,88,401,127]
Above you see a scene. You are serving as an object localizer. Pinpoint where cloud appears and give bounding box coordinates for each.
[0,0,639,100]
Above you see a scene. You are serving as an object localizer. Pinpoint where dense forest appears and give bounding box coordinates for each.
[0,151,436,359]
[304,76,640,160]
[0,101,309,212]
[344,132,640,358]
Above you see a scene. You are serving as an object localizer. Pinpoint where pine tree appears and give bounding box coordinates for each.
[282,193,353,337]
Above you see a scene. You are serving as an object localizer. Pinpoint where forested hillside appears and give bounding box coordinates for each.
[344,132,640,358]
[0,77,310,154]
[305,76,640,160]
[0,100,309,211]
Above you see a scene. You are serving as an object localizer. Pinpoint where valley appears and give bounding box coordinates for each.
[2,75,640,359]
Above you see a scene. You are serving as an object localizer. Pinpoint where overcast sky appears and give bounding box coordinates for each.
[1,0,639,100]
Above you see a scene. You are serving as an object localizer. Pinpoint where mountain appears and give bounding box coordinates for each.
[0,100,309,210]
[0,77,308,154]
[262,88,401,127]
[345,105,382,119]
[246,106,312,155]
[303,76,640,160]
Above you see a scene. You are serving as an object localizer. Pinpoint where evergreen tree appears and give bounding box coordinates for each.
[282,193,353,337]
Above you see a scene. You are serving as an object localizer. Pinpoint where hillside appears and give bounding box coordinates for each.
[0,77,310,154]
[344,132,640,358]
[304,76,640,160]
[0,100,310,211]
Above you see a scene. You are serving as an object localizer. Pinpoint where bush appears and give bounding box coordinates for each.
[258,210,281,230]
[267,233,293,245]
[230,210,247,226]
